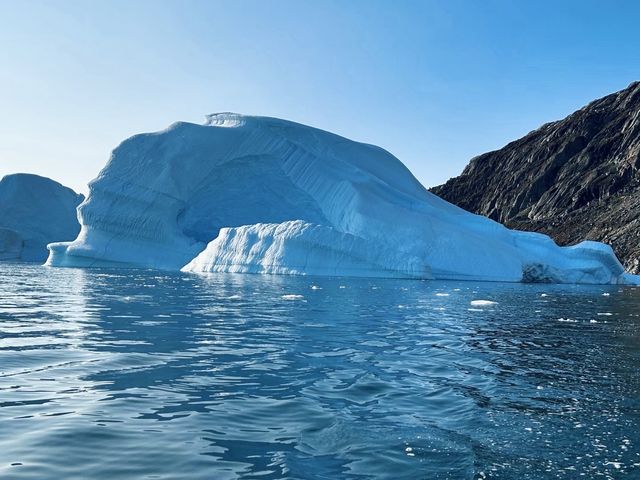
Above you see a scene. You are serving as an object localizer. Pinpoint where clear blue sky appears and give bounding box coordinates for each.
[0,0,638,194]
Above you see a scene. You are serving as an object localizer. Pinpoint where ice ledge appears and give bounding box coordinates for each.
[182,220,432,279]
[204,113,247,128]
[621,273,640,285]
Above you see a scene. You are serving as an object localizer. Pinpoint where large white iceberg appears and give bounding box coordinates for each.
[0,173,83,261]
[47,113,639,284]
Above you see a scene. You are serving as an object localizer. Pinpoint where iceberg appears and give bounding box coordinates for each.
[0,174,83,262]
[47,113,640,284]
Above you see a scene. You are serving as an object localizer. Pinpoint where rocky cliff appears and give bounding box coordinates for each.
[432,82,640,273]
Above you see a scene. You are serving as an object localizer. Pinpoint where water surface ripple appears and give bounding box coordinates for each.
[0,264,639,479]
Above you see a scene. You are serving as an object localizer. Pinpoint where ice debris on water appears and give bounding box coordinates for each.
[281,294,304,300]
[470,300,498,307]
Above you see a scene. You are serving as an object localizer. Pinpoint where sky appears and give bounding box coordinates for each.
[0,0,639,194]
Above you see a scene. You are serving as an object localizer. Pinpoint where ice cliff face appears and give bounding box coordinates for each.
[0,174,83,261]
[47,113,639,284]
[182,220,432,278]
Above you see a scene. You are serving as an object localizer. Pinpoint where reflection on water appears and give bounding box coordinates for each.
[0,263,639,479]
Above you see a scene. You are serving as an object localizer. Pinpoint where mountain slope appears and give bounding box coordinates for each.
[431,81,640,273]
[0,173,84,261]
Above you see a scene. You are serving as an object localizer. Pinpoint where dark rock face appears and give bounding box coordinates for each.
[431,81,640,274]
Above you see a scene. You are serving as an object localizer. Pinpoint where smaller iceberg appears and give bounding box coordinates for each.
[0,174,83,262]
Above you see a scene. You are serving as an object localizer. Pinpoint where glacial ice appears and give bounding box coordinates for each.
[46,113,640,285]
[182,220,430,278]
[0,174,83,261]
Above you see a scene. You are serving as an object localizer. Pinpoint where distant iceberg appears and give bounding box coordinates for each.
[47,113,640,285]
[0,174,83,262]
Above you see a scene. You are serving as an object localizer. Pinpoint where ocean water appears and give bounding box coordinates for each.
[0,263,639,480]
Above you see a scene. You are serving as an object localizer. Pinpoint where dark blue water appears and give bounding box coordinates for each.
[0,263,639,479]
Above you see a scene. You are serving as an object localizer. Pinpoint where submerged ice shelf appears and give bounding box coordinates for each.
[47,113,640,285]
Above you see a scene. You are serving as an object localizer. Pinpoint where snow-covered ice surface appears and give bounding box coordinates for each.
[0,174,83,261]
[47,113,640,284]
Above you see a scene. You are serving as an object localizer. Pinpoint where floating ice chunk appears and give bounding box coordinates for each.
[470,300,498,307]
[435,292,449,297]
[282,294,304,300]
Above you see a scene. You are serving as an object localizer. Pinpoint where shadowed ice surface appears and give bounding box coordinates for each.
[0,263,639,479]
